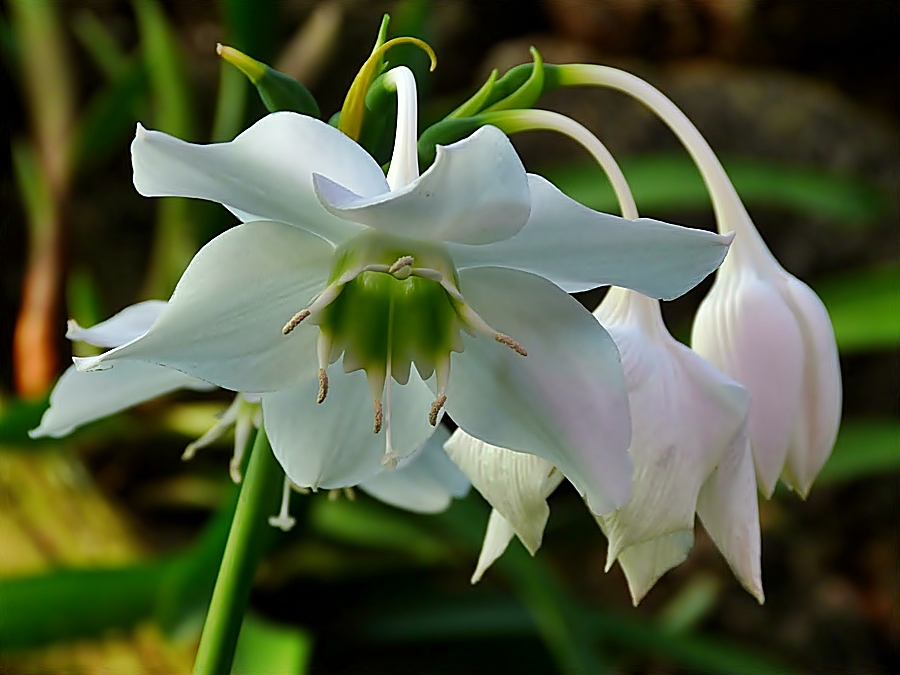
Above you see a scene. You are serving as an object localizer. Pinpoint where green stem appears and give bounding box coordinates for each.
[193,428,282,675]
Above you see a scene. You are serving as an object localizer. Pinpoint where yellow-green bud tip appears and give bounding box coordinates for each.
[217,44,266,84]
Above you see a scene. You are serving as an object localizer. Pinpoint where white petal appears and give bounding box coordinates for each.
[613,530,694,606]
[313,126,531,245]
[132,113,389,245]
[780,275,842,496]
[597,315,749,560]
[76,221,332,393]
[444,428,562,554]
[359,425,470,513]
[66,300,167,348]
[696,427,764,603]
[691,273,804,497]
[29,362,213,439]
[448,175,732,296]
[262,365,436,490]
[445,267,632,515]
[471,509,517,583]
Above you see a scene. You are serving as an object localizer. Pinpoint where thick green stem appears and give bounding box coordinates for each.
[192,428,282,675]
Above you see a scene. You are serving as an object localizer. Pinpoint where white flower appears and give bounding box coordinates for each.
[691,219,842,498]
[594,287,762,604]
[553,63,841,499]
[31,300,469,517]
[75,66,731,514]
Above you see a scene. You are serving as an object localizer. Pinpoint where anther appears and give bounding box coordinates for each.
[317,368,329,404]
[388,255,414,277]
[283,309,310,335]
[495,333,527,356]
[373,399,383,434]
[429,394,447,426]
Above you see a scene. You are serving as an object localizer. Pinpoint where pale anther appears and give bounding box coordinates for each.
[495,333,528,356]
[373,399,383,434]
[388,255,415,277]
[429,394,447,426]
[268,475,297,532]
[282,309,310,335]
[317,368,329,404]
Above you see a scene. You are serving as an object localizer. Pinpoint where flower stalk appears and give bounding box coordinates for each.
[193,427,283,675]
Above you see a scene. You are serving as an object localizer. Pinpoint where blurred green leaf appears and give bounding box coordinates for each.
[816,420,900,483]
[310,497,451,563]
[0,396,52,445]
[232,614,312,675]
[815,265,900,353]
[544,156,888,224]
[0,488,236,650]
[72,10,132,81]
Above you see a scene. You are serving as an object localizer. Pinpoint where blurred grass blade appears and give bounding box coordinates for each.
[544,155,888,224]
[232,615,313,675]
[816,420,900,483]
[72,10,132,80]
[815,265,900,353]
[132,0,198,299]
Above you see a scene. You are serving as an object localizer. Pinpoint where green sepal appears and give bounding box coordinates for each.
[482,47,545,113]
[447,68,498,120]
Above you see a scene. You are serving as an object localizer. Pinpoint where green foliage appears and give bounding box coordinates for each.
[817,420,900,483]
[232,615,312,675]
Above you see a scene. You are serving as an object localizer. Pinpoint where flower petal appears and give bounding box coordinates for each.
[612,530,694,606]
[780,275,842,496]
[696,427,764,603]
[312,125,531,245]
[29,363,213,439]
[444,428,562,554]
[359,424,470,513]
[445,267,632,515]
[597,295,749,559]
[692,274,804,497]
[132,113,389,244]
[67,300,167,348]
[471,509,517,583]
[262,365,436,490]
[448,174,732,296]
[76,221,332,393]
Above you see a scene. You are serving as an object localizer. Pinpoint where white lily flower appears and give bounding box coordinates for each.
[449,111,761,603]
[75,65,731,514]
[556,65,842,498]
[32,299,469,518]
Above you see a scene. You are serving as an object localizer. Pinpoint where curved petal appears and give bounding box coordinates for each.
[313,125,531,245]
[598,314,749,560]
[67,301,167,347]
[448,174,732,296]
[29,363,213,439]
[472,509,517,583]
[444,428,561,554]
[262,365,436,490]
[781,275,842,496]
[445,267,632,515]
[612,530,694,606]
[76,221,332,393]
[132,113,389,244]
[359,425,469,513]
[697,427,764,603]
[692,273,804,497]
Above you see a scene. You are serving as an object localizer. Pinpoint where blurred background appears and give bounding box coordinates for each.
[0,1,897,673]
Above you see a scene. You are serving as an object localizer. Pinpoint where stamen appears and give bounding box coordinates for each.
[373,399,383,433]
[182,396,241,461]
[388,255,414,277]
[317,368,329,404]
[381,294,399,469]
[282,309,310,334]
[429,394,447,426]
[495,333,528,356]
[268,475,297,531]
[343,487,356,501]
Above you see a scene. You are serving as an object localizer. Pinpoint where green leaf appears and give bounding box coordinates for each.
[814,265,900,353]
[232,615,312,675]
[816,420,900,483]
[542,155,888,225]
